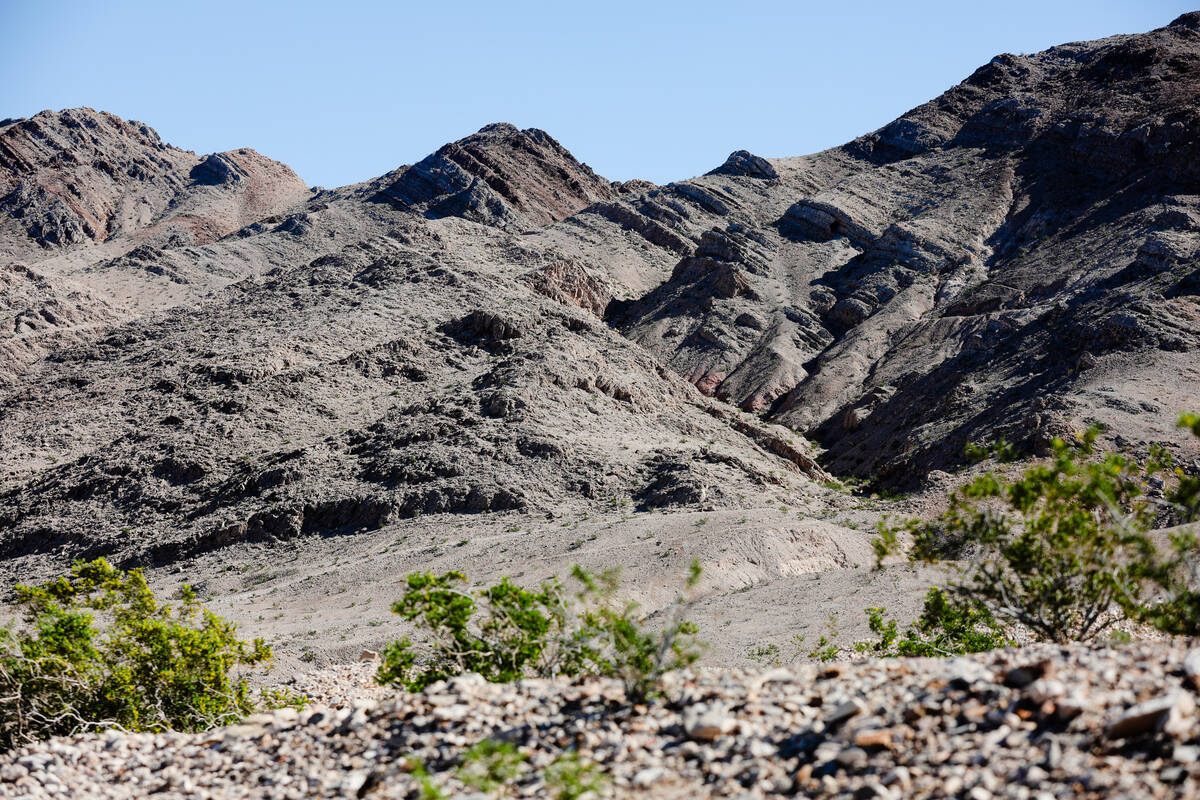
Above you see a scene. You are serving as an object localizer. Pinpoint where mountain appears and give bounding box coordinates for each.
[366,122,622,228]
[0,107,311,385]
[603,12,1200,481]
[1,14,1199,577]
[0,107,307,254]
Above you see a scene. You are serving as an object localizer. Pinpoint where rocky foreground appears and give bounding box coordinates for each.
[5,642,1200,799]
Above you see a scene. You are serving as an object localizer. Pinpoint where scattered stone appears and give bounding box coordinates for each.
[837,746,870,769]
[683,705,735,741]
[1106,690,1196,739]
[1175,745,1200,764]
[633,766,666,787]
[1183,647,1200,690]
[3,642,1195,799]
[853,728,892,749]
[883,765,911,789]
[824,698,866,727]
[1003,660,1051,689]
[1026,678,1065,703]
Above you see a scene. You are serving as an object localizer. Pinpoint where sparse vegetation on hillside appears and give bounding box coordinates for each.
[0,558,294,751]
[376,561,704,701]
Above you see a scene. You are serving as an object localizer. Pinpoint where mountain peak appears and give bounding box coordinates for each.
[1169,11,1200,30]
[475,122,520,135]
[0,107,306,251]
[371,124,615,229]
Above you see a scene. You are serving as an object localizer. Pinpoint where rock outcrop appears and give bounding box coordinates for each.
[0,108,196,249]
[589,15,1200,483]
[370,123,617,230]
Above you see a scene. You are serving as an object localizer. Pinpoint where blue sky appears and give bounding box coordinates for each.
[1,1,1191,187]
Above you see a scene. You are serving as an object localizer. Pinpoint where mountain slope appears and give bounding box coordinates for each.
[0,132,828,565]
[0,107,313,385]
[367,122,621,229]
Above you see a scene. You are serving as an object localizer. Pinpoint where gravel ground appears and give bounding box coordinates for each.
[5,641,1200,799]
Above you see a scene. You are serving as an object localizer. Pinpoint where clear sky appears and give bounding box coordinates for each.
[1,1,1192,188]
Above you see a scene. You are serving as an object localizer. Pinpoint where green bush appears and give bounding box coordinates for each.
[570,560,703,701]
[0,558,286,750]
[859,587,1013,657]
[1172,413,1200,520]
[875,418,1200,645]
[457,739,526,796]
[376,561,704,701]
[544,751,609,800]
[1133,413,1200,634]
[376,571,578,690]
[406,745,608,800]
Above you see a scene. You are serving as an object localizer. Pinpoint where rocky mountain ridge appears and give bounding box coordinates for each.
[366,122,624,229]
[0,114,829,566]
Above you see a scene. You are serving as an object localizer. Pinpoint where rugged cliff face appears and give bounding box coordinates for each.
[1,15,1198,567]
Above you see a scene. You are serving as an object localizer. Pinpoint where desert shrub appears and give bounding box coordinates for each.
[858,587,1013,657]
[1171,413,1200,520]
[965,438,1019,464]
[1139,532,1200,636]
[406,745,607,800]
[1132,414,1200,634]
[569,560,703,701]
[544,751,609,800]
[375,572,574,690]
[806,635,841,662]
[746,642,782,664]
[0,558,283,751]
[376,561,704,701]
[876,420,1200,645]
[457,739,526,797]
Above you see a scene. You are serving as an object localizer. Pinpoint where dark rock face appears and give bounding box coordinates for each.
[709,150,778,179]
[635,452,711,510]
[191,152,249,185]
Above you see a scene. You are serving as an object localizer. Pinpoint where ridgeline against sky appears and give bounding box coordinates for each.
[0,0,1192,187]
